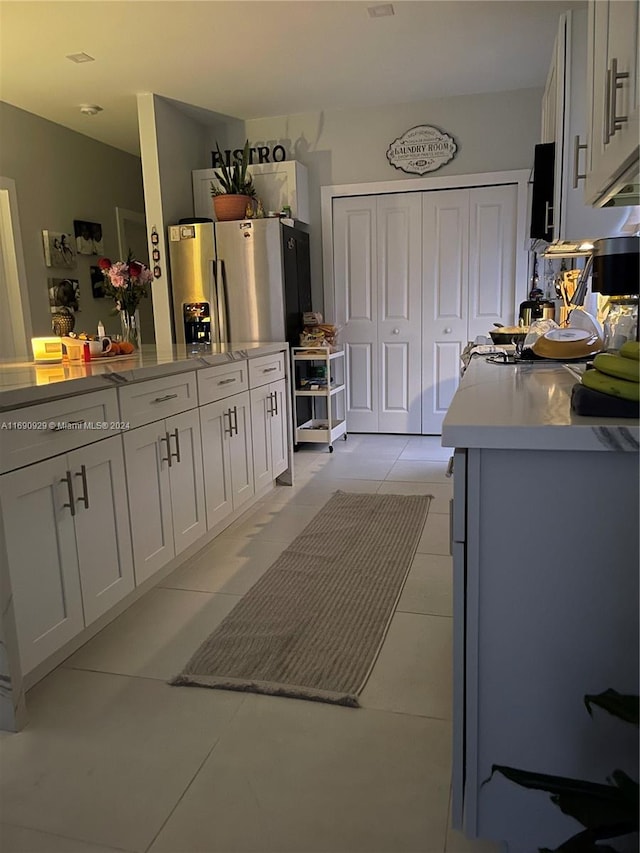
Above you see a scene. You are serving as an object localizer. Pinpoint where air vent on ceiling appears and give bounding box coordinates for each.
[66,53,95,64]
[368,4,394,18]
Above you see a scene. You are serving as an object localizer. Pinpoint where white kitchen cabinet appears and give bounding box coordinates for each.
[250,379,288,490]
[0,435,134,674]
[585,0,639,206]
[192,160,309,223]
[542,9,629,246]
[200,390,255,529]
[124,408,206,585]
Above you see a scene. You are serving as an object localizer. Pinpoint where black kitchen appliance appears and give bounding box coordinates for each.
[529,142,555,242]
[590,236,640,296]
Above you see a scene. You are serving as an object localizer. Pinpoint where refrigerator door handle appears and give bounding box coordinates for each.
[215,259,229,345]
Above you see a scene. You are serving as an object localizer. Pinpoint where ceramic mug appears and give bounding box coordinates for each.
[88,337,112,357]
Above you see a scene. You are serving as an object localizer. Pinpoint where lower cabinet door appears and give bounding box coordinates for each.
[123,422,174,585]
[68,436,135,625]
[228,391,255,510]
[0,457,84,674]
[269,379,288,480]
[200,398,234,530]
[167,409,206,555]
[250,385,273,491]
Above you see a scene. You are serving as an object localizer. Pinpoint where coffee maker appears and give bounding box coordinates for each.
[590,236,639,350]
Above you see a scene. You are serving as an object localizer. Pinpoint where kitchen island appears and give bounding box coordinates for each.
[443,355,639,852]
[0,342,291,732]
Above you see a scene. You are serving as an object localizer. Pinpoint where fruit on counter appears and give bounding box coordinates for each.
[109,342,121,355]
[118,341,135,355]
[592,353,640,383]
[619,341,640,361]
[581,367,640,401]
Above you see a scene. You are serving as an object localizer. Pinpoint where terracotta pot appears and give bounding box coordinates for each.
[213,194,252,222]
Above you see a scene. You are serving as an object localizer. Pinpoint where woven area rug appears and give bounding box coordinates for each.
[171,490,432,706]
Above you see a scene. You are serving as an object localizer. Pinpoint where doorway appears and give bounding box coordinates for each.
[116,207,155,344]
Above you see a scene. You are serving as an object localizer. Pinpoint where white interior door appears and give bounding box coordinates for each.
[333,196,378,432]
[422,190,470,435]
[467,185,518,342]
[377,193,422,433]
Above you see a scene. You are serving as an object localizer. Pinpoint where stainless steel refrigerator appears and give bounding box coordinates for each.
[167,218,311,348]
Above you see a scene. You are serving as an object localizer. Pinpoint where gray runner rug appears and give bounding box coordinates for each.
[171,490,432,706]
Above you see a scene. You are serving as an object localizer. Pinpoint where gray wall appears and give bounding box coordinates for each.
[245,87,542,310]
[0,101,145,338]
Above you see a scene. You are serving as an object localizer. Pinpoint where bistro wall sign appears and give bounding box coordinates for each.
[386,125,457,175]
[211,145,287,168]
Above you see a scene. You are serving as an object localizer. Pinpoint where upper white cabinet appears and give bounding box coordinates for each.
[585,0,639,206]
[192,161,310,223]
[541,9,629,244]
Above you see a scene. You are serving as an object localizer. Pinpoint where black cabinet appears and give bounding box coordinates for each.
[529,143,555,241]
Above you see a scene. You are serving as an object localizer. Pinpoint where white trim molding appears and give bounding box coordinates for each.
[321,169,531,321]
[0,177,33,360]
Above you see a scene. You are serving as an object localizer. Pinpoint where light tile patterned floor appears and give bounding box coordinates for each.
[0,435,500,853]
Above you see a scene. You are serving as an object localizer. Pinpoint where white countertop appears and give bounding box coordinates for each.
[0,342,287,411]
[442,355,640,452]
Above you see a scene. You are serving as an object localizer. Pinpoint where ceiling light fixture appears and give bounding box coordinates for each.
[66,52,95,63]
[79,104,103,116]
[368,4,394,18]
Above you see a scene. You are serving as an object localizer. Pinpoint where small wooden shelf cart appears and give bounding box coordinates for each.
[291,347,347,452]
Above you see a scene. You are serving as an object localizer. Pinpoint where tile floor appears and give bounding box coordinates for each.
[0,435,501,853]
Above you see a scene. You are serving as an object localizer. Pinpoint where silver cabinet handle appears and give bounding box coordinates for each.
[75,464,89,509]
[231,406,239,436]
[60,470,76,516]
[218,378,236,385]
[609,57,629,138]
[223,409,234,437]
[604,67,612,145]
[152,394,178,404]
[263,366,278,373]
[170,427,181,464]
[160,432,172,467]
[266,393,274,416]
[544,200,554,235]
[572,135,587,188]
[272,390,278,417]
[445,455,455,478]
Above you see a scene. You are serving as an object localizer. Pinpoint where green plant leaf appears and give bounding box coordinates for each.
[584,690,639,727]
[487,765,638,833]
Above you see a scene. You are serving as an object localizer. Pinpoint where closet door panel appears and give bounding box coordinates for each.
[422,190,470,435]
[468,185,518,341]
[334,197,379,432]
[377,193,422,433]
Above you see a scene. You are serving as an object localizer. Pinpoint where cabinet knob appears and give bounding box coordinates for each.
[444,327,452,334]
[392,328,400,335]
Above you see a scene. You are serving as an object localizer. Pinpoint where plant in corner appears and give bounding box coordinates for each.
[210,139,256,221]
[485,689,639,852]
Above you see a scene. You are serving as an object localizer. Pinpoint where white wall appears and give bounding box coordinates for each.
[0,102,145,339]
[245,88,543,310]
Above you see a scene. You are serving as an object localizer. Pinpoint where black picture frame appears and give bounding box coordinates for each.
[74,219,104,255]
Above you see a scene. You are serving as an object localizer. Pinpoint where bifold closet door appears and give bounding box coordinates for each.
[333,193,422,433]
[422,189,470,436]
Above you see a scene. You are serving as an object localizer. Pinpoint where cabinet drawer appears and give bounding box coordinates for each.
[197,361,249,405]
[0,389,120,474]
[118,372,197,428]
[248,352,286,388]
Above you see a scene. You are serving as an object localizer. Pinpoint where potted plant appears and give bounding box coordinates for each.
[210,139,256,221]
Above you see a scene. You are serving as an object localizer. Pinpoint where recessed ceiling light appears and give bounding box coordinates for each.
[79,104,103,116]
[66,52,95,64]
[368,4,394,18]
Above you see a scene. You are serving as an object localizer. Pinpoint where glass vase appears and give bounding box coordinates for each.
[120,309,141,349]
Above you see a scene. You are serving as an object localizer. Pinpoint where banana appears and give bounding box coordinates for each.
[619,341,640,361]
[582,368,640,402]
[593,353,640,383]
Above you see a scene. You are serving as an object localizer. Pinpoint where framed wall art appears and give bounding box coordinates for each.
[48,277,80,313]
[90,265,105,298]
[73,219,104,255]
[42,230,77,268]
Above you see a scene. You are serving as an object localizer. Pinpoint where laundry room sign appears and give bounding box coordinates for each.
[386,125,457,175]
